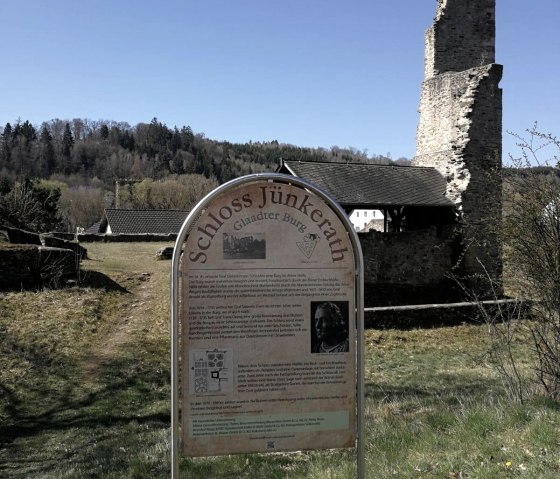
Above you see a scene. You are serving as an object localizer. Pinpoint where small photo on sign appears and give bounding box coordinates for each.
[310,301,350,353]
[223,233,266,260]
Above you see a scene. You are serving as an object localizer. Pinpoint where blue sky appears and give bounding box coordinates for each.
[1,0,558,162]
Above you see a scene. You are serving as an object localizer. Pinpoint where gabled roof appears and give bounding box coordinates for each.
[278,159,454,208]
[101,209,189,234]
[84,221,102,234]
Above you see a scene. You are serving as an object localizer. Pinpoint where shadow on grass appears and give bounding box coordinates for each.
[0,354,169,478]
[0,363,169,440]
[79,270,130,293]
[0,270,129,293]
[364,379,501,404]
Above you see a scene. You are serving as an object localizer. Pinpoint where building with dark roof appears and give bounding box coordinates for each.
[277,159,456,233]
[276,158,463,306]
[92,209,189,235]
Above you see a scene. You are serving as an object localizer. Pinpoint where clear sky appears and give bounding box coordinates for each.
[1,0,558,162]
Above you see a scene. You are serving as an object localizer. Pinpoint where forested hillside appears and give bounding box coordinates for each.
[0,117,404,232]
[0,117,404,185]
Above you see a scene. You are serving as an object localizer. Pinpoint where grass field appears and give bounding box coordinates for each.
[1,242,558,478]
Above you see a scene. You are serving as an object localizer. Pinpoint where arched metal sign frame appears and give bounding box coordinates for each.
[170,173,364,478]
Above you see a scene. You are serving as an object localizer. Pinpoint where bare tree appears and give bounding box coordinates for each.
[455,126,560,402]
[57,185,107,232]
[503,125,560,399]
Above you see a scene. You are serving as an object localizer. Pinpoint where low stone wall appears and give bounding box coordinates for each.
[359,226,461,306]
[0,244,78,290]
[40,234,88,260]
[50,231,76,241]
[78,233,177,243]
[4,227,42,245]
[364,299,530,329]
[0,227,84,289]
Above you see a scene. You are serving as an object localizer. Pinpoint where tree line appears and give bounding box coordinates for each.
[0,117,406,187]
[0,116,406,233]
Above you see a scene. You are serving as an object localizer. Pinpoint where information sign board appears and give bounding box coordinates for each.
[171,174,364,473]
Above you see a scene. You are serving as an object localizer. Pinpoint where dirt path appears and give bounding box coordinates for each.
[80,270,161,377]
[69,242,172,384]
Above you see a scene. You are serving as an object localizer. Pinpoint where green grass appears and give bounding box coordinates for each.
[1,242,559,478]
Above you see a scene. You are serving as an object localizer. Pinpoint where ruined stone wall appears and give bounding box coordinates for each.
[78,233,177,242]
[0,244,78,290]
[41,234,88,259]
[359,227,461,306]
[415,64,502,209]
[413,0,502,287]
[0,227,84,289]
[424,0,495,79]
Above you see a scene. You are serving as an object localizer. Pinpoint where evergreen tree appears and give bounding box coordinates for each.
[109,126,121,146]
[9,120,35,176]
[120,130,135,150]
[0,122,13,169]
[100,124,109,140]
[20,120,37,144]
[62,122,74,156]
[11,122,21,141]
[170,127,182,153]
[181,125,194,150]
[62,122,74,173]
[146,117,171,156]
[39,125,56,175]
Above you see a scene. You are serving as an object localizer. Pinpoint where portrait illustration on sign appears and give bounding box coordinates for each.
[310,301,350,354]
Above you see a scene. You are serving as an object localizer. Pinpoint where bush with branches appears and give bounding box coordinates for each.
[470,125,560,403]
[0,178,62,232]
[502,125,560,400]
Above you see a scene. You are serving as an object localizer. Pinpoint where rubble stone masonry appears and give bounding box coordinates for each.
[413,0,502,287]
[424,0,495,79]
[359,226,461,306]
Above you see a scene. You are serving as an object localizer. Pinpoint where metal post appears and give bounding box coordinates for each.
[171,237,181,478]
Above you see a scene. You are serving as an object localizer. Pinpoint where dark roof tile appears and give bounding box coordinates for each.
[279,160,453,207]
[103,209,189,234]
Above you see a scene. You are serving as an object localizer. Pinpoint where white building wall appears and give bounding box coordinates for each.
[348,209,384,232]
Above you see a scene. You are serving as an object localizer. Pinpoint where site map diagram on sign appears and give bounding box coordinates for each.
[190,348,232,395]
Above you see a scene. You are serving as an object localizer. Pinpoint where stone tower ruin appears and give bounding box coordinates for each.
[412,0,503,287]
